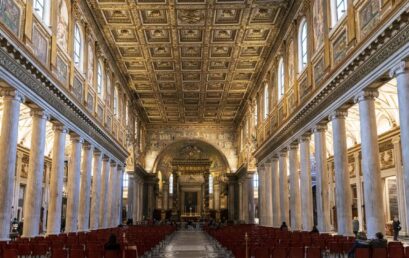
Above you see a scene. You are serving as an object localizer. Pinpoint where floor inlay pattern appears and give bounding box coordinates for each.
[148,230,232,258]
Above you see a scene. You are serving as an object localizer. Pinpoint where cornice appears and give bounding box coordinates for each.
[254,7,409,163]
[0,31,128,164]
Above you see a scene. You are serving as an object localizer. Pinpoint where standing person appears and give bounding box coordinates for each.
[392,216,401,241]
[280,222,288,231]
[352,217,359,237]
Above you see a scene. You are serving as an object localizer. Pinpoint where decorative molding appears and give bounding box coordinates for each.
[353,89,379,103]
[0,31,128,164]
[255,8,409,162]
[329,109,348,121]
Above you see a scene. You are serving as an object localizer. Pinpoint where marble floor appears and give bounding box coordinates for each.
[148,230,232,258]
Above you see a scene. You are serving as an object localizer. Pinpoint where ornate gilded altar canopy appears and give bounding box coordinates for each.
[172,159,212,174]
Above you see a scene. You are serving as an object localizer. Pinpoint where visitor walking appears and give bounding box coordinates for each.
[352,217,359,237]
[392,216,401,241]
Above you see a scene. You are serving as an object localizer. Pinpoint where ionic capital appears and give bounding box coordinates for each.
[300,133,311,142]
[0,88,24,102]
[93,149,102,157]
[389,60,409,78]
[110,160,117,167]
[329,109,348,121]
[102,155,110,162]
[279,149,287,157]
[70,134,84,144]
[82,142,93,151]
[313,124,327,133]
[272,154,279,161]
[354,89,379,103]
[289,142,299,150]
[30,109,50,120]
[52,124,69,134]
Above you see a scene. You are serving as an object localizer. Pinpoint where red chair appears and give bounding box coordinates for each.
[105,250,122,258]
[306,247,321,258]
[388,246,404,258]
[404,246,409,258]
[289,247,304,258]
[3,249,18,258]
[355,248,370,258]
[254,246,270,258]
[51,248,68,258]
[124,247,138,258]
[31,243,49,256]
[372,248,387,258]
[273,247,288,258]
[69,248,85,258]
[17,243,32,256]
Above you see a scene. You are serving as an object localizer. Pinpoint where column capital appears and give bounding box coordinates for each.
[313,123,327,133]
[300,134,311,142]
[0,88,24,102]
[110,160,117,167]
[70,134,84,143]
[102,155,110,162]
[93,149,102,157]
[329,109,348,121]
[272,154,279,161]
[289,142,299,150]
[30,109,50,120]
[279,149,287,157]
[389,60,409,78]
[354,89,379,103]
[391,135,401,145]
[82,142,93,150]
[52,124,69,133]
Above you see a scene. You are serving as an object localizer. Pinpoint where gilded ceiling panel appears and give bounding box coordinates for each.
[89,0,287,124]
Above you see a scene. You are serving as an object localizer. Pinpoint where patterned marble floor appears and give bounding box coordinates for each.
[148,230,232,258]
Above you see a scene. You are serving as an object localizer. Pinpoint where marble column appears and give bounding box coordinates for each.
[392,137,407,235]
[241,178,248,222]
[264,162,273,227]
[271,156,280,227]
[247,173,255,224]
[46,124,68,235]
[228,180,235,221]
[172,171,178,215]
[0,89,23,240]
[42,163,51,233]
[22,109,49,238]
[127,174,134,221]
[12,152,24,221]
[204,171,210,216]
[391,63,409,236]
[163,182,169,211]
[115,166,125,225]
[65,135,83,233]
[258,165,266,225]
[90,150,102,230]
[279,150,289,224]
[107,161,117,227]
[132,177,139,223]
[353,152,364,231]
[78,143,93,231]
[300,135,314,231]
[139,180,144,220]
[330,110,353,236]
[314,124,331,232]
[289,143,301,230]
[214,182,221,220]
[99,156,110,228]
[355,89,385,238]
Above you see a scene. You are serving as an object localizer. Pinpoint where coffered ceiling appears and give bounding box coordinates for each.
[86,0,288,124]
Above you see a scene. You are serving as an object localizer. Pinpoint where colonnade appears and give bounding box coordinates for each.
[0,86,125,240]
[257,61,409,239]
[128,174,144,223]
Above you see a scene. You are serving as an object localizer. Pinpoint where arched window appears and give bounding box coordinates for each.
[169,174,174,194]
[123,173,129,188]
[97,61,103,97]
[331,0,347,26]
[106,75,112,105]
[114,87,119,118]
[34,0,50,25]
[73,24,83,70]
[209,174,214,194]
[299,19,308,71]
[278,58,285,100]
[253,172,259,198]
[263,83,269,119]
[125,101,129,126]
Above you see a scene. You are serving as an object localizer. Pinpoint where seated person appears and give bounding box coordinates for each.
[280,222,288,231]
[104,234,121,251]
[310,225,319,234]
[348,232,386,258]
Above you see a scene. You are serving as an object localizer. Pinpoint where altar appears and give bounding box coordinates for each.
[171,158,212,220]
